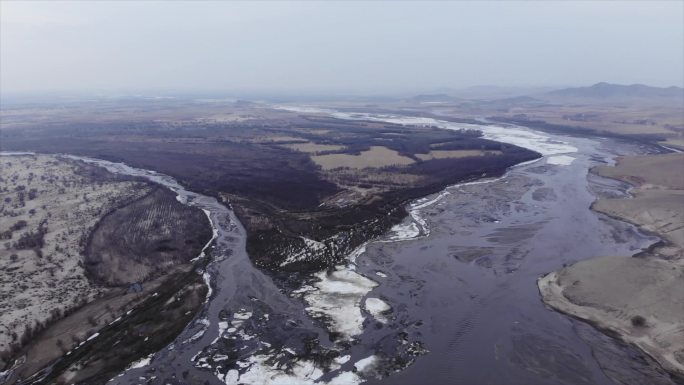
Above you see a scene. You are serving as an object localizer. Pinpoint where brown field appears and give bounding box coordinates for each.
[252,135,307,143]
[312,146,415,170]
[282,142,346,153]
[539,152,684,377]
[593,153,684,190]
[539,257,684,377]
[509,106,679,135]
[415,149,501,161]
[660,139,684,151]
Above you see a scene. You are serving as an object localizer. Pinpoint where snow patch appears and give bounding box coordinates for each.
[354,355,378,373]
[301,269,378,338]
[386,221,420,241]
[220,354,324,385]
[126,353,154,370]
[364,297,391,323]
[546,155,575,165]
[327,371,362,385]
[347,244,367,267]
[335,355,351,365]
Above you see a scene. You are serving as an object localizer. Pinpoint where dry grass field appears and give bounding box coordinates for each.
[312,146,415,170]
[593,153,684,190]
[505,105,681,136]
[415,149,502,161]
[282,141,346,153]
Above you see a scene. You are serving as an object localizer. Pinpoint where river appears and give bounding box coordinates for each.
[6,107,675,385]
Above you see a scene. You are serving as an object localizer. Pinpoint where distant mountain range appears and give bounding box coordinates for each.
[411,83,683,105]
[411,93,460,103]
[544,82,684,102]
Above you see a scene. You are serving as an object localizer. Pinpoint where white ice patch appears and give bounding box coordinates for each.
[326,111,578,156]
[126,353,154,370]
[207,320,230,344]
[386,221,420,241]
[186,318,210,343]
[301,269,378,338]
[364,297,391,323]
[354,355,378,373]
[327,371,362,385]
[221,354,324,385]
[347,244,367,267]
[217,321,229,334]
[203,271,213,300]
[233,310,253,321]
[411,190,450,210]
[335,355,351,365]
[383,190,450,242]
[275,106,578,157]
[221,369,240,384]
[473,124,578,156]
[375,271,387,278]
[191,208,218,263]
[546,155,575,166]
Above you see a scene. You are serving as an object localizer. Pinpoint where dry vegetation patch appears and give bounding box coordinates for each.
[312,146,415,170]
[282,142,346,153]
[415,149,502,161]
[593,153,684,190]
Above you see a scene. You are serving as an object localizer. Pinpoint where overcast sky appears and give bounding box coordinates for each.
[1,1,683,95]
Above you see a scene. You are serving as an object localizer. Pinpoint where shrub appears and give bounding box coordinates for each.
[631,315,647,328]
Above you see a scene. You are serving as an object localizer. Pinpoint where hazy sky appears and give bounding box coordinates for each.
[1,1,683,95]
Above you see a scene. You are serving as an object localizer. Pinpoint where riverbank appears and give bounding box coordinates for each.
[538,152,684,380]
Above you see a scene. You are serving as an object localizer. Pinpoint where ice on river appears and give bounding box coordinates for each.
[274,105,578,157]
[297,268,378,339]
[547,155,576,166]
[364,297,391,323]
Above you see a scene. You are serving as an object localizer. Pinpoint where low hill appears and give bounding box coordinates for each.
[545,82,684,103]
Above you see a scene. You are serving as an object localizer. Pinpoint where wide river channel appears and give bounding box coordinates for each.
[57,108,677,385]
